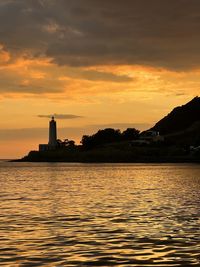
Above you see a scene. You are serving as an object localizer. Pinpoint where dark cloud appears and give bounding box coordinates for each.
[38,113,83,119]
[66,69,133,82]
[0,69,66,94]
[1,0,200,70]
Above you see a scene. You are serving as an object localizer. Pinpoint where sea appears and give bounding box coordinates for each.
[0,162,199,267]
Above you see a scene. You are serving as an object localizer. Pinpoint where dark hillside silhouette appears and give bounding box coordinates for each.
[152,96,200,135]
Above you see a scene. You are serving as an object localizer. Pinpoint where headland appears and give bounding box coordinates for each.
[15,97,200,163]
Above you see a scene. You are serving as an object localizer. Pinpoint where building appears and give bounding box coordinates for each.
[39,116,58,151]
[140,130,164,142]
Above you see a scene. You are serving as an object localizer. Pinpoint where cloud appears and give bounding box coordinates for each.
[38,113,83,119]
[60,68,133,83]
[1,0,200,100]
[0,51,132,97]
[1,0,200,71]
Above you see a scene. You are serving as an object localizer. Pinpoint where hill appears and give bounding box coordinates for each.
[151,96,200,135]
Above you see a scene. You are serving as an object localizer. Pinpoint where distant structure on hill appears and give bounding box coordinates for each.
[131,130,164,146]
[39,117,58,151]
[140,130,164,142]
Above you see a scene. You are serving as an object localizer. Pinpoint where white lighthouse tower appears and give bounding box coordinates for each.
[48,116,57,148]
[39,116,58,151]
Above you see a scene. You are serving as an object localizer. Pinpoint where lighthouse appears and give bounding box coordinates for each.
[48,116,57,148]
[39,116,58,151]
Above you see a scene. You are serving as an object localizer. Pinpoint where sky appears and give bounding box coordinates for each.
[0,0,200,158]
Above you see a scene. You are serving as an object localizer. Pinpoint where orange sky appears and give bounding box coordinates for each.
[0,0,199,158]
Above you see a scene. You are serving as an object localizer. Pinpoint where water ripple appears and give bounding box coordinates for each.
[0,163,199,266]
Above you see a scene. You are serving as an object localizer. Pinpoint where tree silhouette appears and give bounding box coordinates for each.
[81,127,140,149]
[122,128,140,140]
[81,128,121,148]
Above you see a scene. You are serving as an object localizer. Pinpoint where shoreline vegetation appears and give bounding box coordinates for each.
[15,97,200,163]
[15,143,200,163]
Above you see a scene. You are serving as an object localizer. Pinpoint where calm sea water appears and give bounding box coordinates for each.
[0,162,199,267]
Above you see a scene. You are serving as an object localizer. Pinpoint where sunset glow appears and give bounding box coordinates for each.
[0,0,199,158]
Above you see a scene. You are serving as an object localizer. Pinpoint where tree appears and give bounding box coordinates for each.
[81,129,121,149]
[67,140,75,147]
[81,135,94,149]
[122,128,140,140]
[81,127,140,149]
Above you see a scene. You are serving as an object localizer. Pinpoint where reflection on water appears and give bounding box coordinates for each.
[0,163,199,266]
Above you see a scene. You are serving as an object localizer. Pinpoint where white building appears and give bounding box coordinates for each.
[139,130,164,143]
